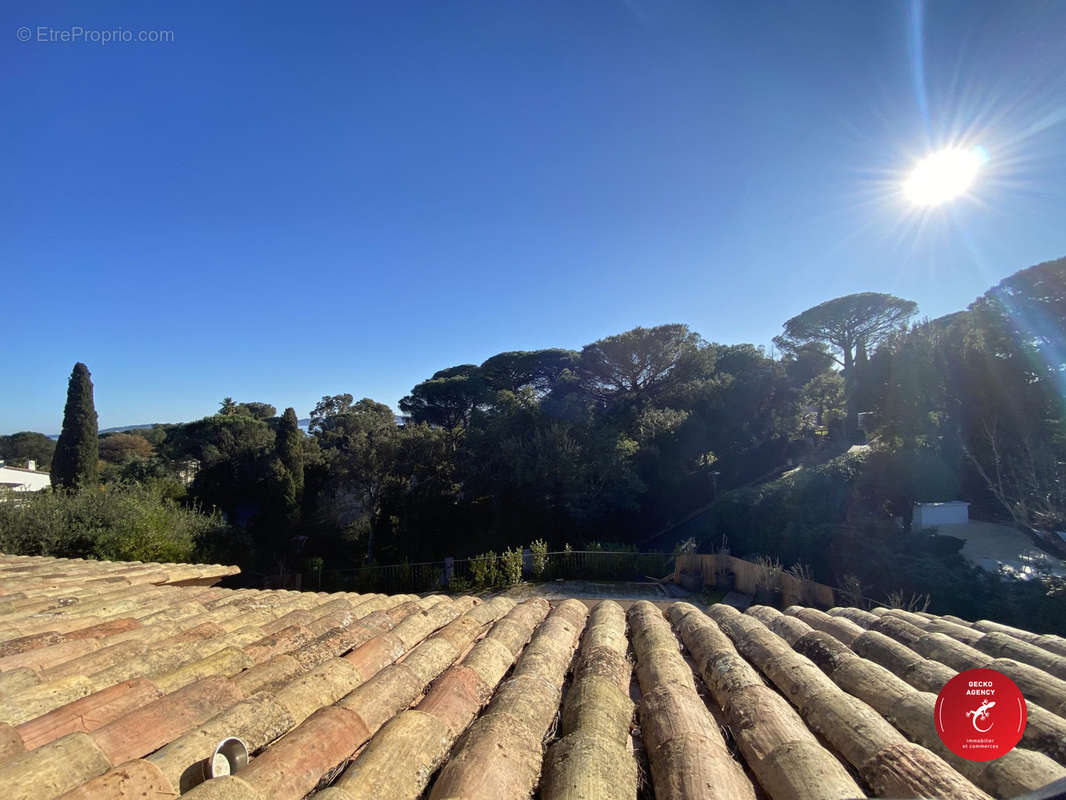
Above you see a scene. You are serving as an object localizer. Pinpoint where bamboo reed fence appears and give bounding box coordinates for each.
[673,554,837,607]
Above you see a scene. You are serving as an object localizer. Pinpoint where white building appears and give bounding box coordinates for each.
[0,460,52,492]
[913,501,970,529]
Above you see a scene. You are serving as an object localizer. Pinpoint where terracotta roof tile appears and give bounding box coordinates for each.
[0,722,25,762]
[3,553,1066,800]
[0,731,111,800]
[0,637,101,674]
[16,678,163,750]
[0,665,40,695]
[55,756,177,800]
[241,625,315,664]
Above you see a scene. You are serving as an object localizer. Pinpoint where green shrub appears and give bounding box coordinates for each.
[500,547,523,586]
[924,534,966,555]
[352,564,381,593]
[530,539,548,579]
[470,550,498,587]
[556,542,576,579]
[0,482,228,563]
[447,576,472,594]
[392,559,412,593]
[586,541,637,553]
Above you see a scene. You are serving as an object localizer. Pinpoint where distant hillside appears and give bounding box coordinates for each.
[49,422,173,440]
[100,423,164,435]
[51,417,411,438]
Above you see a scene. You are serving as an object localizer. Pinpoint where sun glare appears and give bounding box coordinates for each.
[903,147,986,207]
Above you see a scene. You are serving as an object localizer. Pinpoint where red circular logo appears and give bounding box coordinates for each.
[934,668,1027,760]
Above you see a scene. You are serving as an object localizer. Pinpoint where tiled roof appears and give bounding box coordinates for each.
[1,555,1065,799]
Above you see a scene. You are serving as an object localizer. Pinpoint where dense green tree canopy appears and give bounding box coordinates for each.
[219,398,277,420]
[775,293,918,367]
[400,371,487,430]
[971,256,1066,395]
[579,324,707,401]
[0,431,56,470]
[782,342,836,387]
[311,395,405,561]
[775,293,917,436]
[163,414,275,466]
[802,372,845,429]
[99,432,154,464]
[431,364,480,380]
[136,425,169,447]
[237,402,277,420]
[276,407,304,499]
[479,349,579,395]
[862,269,1065,532]
[309,394,355,435]
[13,257,1063,630]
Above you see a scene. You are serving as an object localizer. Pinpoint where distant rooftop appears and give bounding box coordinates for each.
[0,463,48,475]
[0,462,51,494]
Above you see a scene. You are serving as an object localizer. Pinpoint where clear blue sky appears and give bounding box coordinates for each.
[3,1,1065,434]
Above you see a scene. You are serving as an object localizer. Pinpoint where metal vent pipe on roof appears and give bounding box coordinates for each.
[173,737,252,792]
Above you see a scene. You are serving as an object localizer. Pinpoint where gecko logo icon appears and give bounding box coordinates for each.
[935,668,1026,761]
[966,699,996,732]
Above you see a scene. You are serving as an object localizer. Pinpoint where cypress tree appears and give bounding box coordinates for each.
[277,407,304,499]
[52,362,99,491]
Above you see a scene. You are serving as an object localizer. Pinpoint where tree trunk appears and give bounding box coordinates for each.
[843,346,858,441]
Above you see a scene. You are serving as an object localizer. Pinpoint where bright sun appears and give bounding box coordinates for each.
[904,147,986,207]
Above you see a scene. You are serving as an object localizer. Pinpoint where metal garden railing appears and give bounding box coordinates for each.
[315,550,674,594]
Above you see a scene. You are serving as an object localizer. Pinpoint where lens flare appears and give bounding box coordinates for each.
[903,147,986,206]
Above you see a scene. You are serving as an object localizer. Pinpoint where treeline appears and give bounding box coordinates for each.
[693,257,1066,628]
[198,328,815,571]
[1,257,1064,624]
[864,258,1066,533]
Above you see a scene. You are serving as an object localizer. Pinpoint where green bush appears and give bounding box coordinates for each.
[550,546,575,584]
[392,559,412,592]
[470,550,498,587]
[351,564,381,593]
[500,547,523,585]
[447,575,472,594]
[0,482,228,563]
[586,541,638,553]
[530,539,548,579]
[923,534,966,555]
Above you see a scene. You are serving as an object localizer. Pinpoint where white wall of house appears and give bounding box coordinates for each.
[914,501,970,529]
[0,461,52,492]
